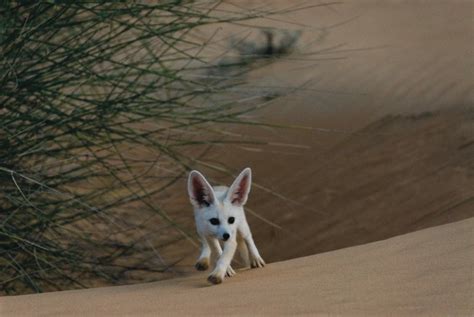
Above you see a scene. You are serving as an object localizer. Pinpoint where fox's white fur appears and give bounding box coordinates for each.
[187,167,265,284]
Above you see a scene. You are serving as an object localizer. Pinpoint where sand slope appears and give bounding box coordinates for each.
[2,217,472,316]
[2,0,472,299]
[155,0,474,271]
[162,109,474,272]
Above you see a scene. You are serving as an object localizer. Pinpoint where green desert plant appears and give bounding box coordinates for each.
[0,1,287,294]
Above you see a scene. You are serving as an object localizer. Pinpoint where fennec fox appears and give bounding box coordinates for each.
[187,167,265,284]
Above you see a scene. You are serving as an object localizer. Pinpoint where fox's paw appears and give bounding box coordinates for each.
[226,265,236,277]
[195,258,209,271]
[250,256,265,268]
[207,272,224,285]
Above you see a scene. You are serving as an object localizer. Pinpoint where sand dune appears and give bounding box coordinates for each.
[2,1,472,310]
[2,217,472,316]
[152,0,474,272]
[158,108,474,274]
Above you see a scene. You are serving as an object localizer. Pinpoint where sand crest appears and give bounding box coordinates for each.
[2,217,472,316]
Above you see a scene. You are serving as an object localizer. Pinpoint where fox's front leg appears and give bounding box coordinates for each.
[240,222,265,268]
[209,238,236,277]
[245,234,265,268]
[208,239,237,284]
[195,237,211,271]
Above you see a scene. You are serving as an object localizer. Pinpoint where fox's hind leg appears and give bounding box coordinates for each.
[195,236,211,271]
[237,233,250,267]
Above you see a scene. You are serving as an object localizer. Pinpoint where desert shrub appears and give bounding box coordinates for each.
[0,1,295,294]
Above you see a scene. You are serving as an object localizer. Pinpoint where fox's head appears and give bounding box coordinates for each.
[187,168,252,242]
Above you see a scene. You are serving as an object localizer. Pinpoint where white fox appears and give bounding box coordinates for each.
[187,167,265,284]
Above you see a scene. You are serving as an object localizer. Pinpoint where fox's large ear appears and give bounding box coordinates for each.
[188,170,216,208]
[226,168,252,206]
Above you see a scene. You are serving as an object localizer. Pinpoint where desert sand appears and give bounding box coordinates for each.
[2,217,472,316]
[156,0,473,270]
[1,0,473,315]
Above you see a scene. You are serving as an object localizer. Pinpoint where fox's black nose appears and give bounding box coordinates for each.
[223,233,230,241]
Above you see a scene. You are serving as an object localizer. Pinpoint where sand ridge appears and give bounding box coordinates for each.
[2,217,472,316]
[1,1,472,313]
[154,0,474,271]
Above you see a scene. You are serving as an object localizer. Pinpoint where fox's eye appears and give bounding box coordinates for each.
[228,217,235,224]
[209,218,220,225]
